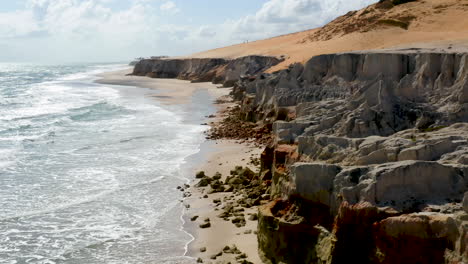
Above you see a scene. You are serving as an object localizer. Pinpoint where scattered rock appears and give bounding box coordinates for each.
[248,214,258,221]
[222,245,231,253]
[213,172,222,180]
[200,247,207,252]
[236,253,247,260]
[199,222,211,229]
[191,215,199,221]
[232,246,242,255]
[196,171,206,179]
[195,176,212,187]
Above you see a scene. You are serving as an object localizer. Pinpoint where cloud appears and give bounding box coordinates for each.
[225,0,377,42]
[160,1,180,14]
[0,10,39,38]
[0,0,160,62]
[0,0,378,62]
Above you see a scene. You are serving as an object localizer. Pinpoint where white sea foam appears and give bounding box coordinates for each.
[0,63,212,263]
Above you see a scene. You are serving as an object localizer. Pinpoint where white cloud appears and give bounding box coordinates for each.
[0,9,41,38]
[160,1,180,14]
[0,0,160,62]
[0,0,378,62]
[225,0,377,42]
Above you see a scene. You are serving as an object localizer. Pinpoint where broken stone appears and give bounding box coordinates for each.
[213,172,222,180]
[199,222,211,229]
[196,171,206,179]
[248,214,258,221]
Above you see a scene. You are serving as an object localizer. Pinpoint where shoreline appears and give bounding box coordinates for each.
[96,70,264,263]
[183,139,263,264]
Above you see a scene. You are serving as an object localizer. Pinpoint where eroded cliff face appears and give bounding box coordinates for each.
[132,55,283,87]
[231,51,468,264]
[236,52,468,138]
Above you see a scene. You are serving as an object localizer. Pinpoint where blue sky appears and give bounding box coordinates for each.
[0,0,377,63]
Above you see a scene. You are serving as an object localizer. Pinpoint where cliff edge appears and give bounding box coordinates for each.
[229,50,468,264]
[132,55,283,87]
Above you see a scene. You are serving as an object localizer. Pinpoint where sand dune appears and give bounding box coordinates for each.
[191,0,468,71]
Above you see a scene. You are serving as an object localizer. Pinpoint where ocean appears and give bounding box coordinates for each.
[0,63,214,263]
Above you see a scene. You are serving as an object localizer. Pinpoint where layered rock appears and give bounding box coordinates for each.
[229,51,468,263]
[235,52,468,139]
[132,55,283,87]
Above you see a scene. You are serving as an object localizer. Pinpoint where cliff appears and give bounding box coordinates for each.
[132,55,283,87]
[230,50,468,264]
[130,47,467,264]
[191,0,468,72]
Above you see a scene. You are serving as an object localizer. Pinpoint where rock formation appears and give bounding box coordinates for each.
[132,55,283,87]
[230,50,468,263]
[131,49,467,263]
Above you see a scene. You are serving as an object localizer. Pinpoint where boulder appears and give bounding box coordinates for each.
[373,213,460,264]
[360,161,466,210]
[289,163,342,206]
[257,200,321,264]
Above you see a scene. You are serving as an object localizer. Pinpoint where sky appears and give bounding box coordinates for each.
[0,0,377,63]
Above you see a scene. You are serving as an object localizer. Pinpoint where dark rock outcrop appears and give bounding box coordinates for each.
[132,55,283,87]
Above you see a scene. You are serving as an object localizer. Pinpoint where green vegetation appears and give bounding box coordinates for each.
[378,19,410,29]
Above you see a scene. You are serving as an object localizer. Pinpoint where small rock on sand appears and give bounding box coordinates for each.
[199,222,211,228]
[196,171,206,179]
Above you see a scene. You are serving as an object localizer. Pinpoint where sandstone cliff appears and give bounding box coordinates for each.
[130,46,467,263]
[132,55,283,87]
[229,50,468,264]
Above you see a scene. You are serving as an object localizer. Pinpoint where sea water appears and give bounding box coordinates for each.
[0,63,213,263]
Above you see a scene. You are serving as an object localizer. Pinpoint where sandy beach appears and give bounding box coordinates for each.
[97,70,265,263]
[96,69,228,105]
[184,140,263,264]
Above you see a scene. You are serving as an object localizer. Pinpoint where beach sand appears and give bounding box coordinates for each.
[96,71,264,263]
[184,140,263,264]
[96,69,228,105]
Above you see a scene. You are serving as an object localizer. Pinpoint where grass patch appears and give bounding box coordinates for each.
[378,19,410,29]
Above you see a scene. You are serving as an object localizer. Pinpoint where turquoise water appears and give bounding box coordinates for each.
[0,63,212,263]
